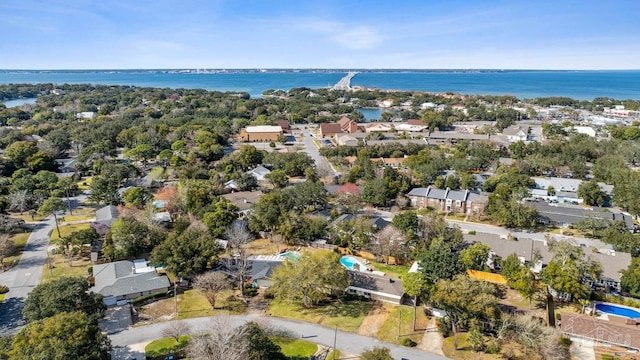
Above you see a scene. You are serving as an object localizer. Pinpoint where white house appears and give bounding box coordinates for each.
[246,165,271,182]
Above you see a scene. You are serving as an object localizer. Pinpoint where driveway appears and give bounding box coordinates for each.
[0,216,55,334]
[109,315,449,360]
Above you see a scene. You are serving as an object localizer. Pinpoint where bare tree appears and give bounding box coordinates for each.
[193,272,231,309]
[224,222,253,252]
[8,190,31,214]
[186,317,249,360]
[0,234,16,270]
[372,225,407,264]
[161,321,192,342]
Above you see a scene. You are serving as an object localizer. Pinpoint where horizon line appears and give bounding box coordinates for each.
[2,68,640,72]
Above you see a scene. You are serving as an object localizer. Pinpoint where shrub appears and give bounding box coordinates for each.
[400,338,417,347]
[468,230,476,235]
[0,285,8,294]
[559,337,572,346]
[437,317,453,338]
[555,313,561,321]
[485,338,501,354]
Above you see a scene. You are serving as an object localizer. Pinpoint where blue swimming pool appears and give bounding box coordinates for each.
[279,251,299,261]
[340,256,367,272]
[596,303,640,319]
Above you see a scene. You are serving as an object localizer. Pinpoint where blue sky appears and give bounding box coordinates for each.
[1,0,639,69]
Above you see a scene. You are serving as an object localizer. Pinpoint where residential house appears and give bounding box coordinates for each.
[224,180,240,192]
[529,200,635,231]
[91,260,170,306]
[221,191,264,219]
[240,125,283,142]
[395,123,427,132]
[560,313,640,352]
[246,165,271,182]
[502,125,530,143]
[335,183,362,197]
[407,187,488,216]
[465,232,632,292]
[337,116,358,134]
[332,214,390,231]
[95,205,119,225]
[76,111,96,120]
[152,211,172,227]
[319,123,343,138]
[54,158,77,175]
[346,271,405,305]
[248,260,283,288]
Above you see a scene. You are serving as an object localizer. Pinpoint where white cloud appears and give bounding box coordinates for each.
[332,26,381,49]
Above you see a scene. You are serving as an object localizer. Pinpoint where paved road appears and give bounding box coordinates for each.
[298,125,340,178]
[0,215,55,334]
[0,192,89,335]
[110,315,449,360]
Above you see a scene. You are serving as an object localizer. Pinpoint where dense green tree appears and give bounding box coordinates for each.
[249,191,285,233]
[245,322,286,360]
[362,178,392,207]
[151,226,222,276]
[266,169,288,189]
[3,141,38,168]
[10,312,111,360]
[500,253,524,283]
[23,277,105,322]
[122,187,152,208]
[392,211,420,241]
[202,198,239,237]
[430,275,501,332]
[621,257,640,298]
[577,180,607,206]
[270,251,349,307]
[108,217,154,258]
[419,239,464,281]
[459,243,491,271]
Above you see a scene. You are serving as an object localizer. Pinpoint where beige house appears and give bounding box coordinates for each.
[407,187,488,215]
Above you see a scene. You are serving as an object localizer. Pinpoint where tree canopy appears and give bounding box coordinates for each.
[23,276,105,323]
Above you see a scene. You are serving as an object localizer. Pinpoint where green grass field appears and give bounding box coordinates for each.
[145,335,190,357]
[268,298,371,332]
[40,254,92,283]
[272,336,318,360]
[49,223,91,242]
[377,305,429,346]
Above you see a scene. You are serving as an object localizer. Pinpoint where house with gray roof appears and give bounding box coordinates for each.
[94,205,119,226]
[91,260,170,306]
[464,232,632,292]
[407,186,488,216]
[248,260,283,288]
[347,271,406,305]
[529,200,635,231]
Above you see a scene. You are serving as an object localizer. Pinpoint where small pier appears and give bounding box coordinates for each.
[332,71,358,90]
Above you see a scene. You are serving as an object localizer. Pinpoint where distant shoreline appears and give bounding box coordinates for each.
[1,69,639,74]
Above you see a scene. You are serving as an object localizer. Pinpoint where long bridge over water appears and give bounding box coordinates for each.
[332,71,358,90]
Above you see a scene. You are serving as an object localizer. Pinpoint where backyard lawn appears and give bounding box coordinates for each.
[267,298,371,332]
[371,262,410,279]
[377,305,430,346]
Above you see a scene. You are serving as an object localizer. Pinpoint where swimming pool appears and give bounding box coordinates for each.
[340,256,368,272]
[596,303,640,319]
[279,251,300,261]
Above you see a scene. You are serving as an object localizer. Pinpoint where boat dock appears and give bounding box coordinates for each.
[332,71,358,90]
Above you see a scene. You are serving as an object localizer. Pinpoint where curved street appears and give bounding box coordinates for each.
[110,314,449,360]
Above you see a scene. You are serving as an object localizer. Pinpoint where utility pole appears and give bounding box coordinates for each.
[332,325,337,359]
[397,309,402,339]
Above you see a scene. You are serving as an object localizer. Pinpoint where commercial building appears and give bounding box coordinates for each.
[240,125,283,142]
